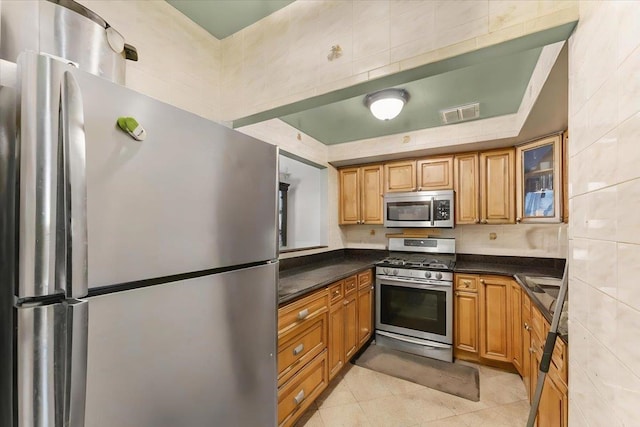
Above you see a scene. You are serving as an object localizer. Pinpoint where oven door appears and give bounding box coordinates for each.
[375,276,452,344]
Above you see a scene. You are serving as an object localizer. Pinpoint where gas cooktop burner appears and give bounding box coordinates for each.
[378,253,456,270]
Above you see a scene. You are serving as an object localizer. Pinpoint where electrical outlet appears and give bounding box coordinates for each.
[489,232,497,240]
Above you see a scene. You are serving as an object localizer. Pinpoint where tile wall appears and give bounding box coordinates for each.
[76,0,222,122]
[567,1,640,425]
[220,0,578,121]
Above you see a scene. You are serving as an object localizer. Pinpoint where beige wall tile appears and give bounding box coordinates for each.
[616,302,640,378]
[616,179,640,244]
[617,243,640,311]
[489,1,538,32]
[616,113,640,184]
[615,359,640,425]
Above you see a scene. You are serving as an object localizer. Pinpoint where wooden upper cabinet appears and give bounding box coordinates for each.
[416,156,454,191]
[384,160,416,193]
[480,148,515,224]
[360,165,384,224]
[339,165,383,225]
[339,168,360,224]
[515,135,562,223]
[454,153,479,224]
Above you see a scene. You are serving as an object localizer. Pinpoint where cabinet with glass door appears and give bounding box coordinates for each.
[515,135,562,223]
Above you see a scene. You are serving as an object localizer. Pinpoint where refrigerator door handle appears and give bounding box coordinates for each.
[59,70,88,299]
[65,299,88,427]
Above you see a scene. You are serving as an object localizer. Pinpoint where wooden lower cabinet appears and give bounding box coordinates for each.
[522,293,532,396]
[278,350,328,427]
[357,285,373,347]
[454,291,479,356]
[510,282,523,375]
[478,275,511,363]
[328,301,345,380]
[344,292,358,361]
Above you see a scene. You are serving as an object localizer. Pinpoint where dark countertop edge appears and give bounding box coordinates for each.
[278,260,380,305]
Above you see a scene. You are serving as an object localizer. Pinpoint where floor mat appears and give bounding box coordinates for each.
[354,343,480,401]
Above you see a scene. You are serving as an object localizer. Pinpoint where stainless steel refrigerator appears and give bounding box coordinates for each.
[0,52,279,427]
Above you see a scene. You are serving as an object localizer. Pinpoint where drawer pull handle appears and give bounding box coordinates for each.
[293,389,305,405]
[463,281,470,287]
[297,309,309,320]
[293,344,304,356]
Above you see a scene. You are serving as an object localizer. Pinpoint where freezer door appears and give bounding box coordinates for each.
[16,299,88,427]
[84,263,277,427]
[68,63,278,288]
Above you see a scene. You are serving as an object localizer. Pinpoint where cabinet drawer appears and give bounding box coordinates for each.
[328,281,344,306]
[279,289,329,339]
[278,315,327,387]
[278,350,328,427]
[358,269,372,290]
[344,275,357,296]
[455,274,478,292]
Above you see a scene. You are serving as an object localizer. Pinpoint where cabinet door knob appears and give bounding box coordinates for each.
[474,218,480,224]
[417,187,422,191]
[480,279,485,284]
[481,219,488,224]
[529,347,535,354]
[463,281,470,287]
[297,309,309,320]
[516,217,522,223]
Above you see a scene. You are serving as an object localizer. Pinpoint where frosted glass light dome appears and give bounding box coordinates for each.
[365,89,409,121]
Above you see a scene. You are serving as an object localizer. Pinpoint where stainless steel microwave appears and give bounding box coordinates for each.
[383,190,454,228]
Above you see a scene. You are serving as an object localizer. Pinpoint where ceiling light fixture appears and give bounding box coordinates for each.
[364,89,409,121]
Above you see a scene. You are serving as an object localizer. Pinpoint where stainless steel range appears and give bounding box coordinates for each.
[375,237,456,362]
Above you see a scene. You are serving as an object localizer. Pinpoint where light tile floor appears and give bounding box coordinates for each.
[294,360,530,427]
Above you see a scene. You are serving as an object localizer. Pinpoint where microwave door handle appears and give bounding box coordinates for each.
[430,196,435,226]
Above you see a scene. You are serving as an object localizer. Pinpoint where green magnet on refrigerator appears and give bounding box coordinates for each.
[117,116,146,141]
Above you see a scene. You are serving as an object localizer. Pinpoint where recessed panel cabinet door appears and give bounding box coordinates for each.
[454,290,478,354]
[510,282,523,375]
[480,149,515,224]
[454,154,479,224]
[328,303,345,380]
[357,286,373,347]
[384,160,416,193]
[478,276,511,362]
[361,165,383,224]
[339,168,360,224]
[344,293,358,361]
[417,156,454,190]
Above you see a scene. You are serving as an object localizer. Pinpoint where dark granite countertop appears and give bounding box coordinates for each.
[278,249,386,305]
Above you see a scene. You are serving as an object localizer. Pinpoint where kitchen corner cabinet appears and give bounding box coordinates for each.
[478,275,512,363]
[384,160,416,193]
[480,148,515,224]
[515,135,562,223]
[416,156,454,191]
[454,275,479,359]
[338,165,383,225]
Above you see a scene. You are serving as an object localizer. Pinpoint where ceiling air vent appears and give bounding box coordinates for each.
[439,103,480,124]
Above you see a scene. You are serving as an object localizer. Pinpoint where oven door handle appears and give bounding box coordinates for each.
[376,331,451,349]
[377,276,451,288]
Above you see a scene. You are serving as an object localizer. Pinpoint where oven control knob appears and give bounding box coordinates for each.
[435,272,443,280]
[392,269,399,276]
[424,271,432,279]
[383,268,390,275]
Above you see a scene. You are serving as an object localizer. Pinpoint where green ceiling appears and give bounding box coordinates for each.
[280,48,542,145]
[166,0,294,40]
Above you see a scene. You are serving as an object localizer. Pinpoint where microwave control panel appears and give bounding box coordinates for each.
[434,200,451,221]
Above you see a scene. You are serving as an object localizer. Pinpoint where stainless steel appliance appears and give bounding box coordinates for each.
[0,0,138,84]
[0,52,278,427]
[383,190,455,228]
[375,237,456,362]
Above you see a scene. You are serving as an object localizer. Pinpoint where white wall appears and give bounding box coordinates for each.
[76,0,222,122]
[567,1,640,425]
[279,155,326,250]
